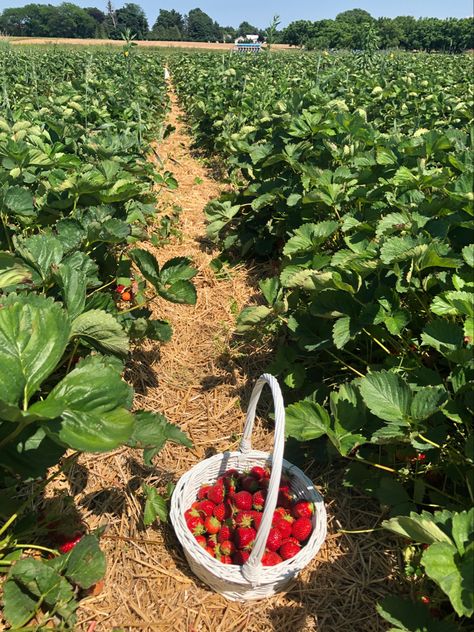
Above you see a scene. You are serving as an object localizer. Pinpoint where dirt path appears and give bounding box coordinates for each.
[69,92,399,632]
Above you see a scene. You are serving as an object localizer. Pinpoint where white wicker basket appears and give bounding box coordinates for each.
[170,373,327,601]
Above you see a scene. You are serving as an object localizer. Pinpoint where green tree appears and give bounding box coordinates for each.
[281,20,315,47]
[185,8,220,41]
[111,2,148,39]
[237,20,260,37]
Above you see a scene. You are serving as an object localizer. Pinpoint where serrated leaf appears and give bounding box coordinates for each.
[0,251,32,288]
[285,401,330,441]
[422,543,474,617]
[127,411,192,462]
[421,320,463,352]
[159,257,197,284]
[0,295,70,405]
[158,279,197,304]
[55,263,87,320]
[41,360,134,452]
[382,513,453,545]
[332,315,359,349]
[283,221,338,256]
[143,484,168,525]
[259,277,279,305]
[410,386,448,421]
[236,305,272,332]
[65,534,106,589]
[129,247,160,287]
[462,245,474,267]
[376,595,458,632]
[451,508,474,556]
[359,371,412,423]
[71,309,129,356]
[15,234,64,280]
[128,318,172,342]
[4,185,35,217]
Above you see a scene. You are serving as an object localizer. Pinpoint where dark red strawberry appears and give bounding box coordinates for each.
[277,490,293,509]
[234,526,256,550]
[233,491,253,511]
[292,517,312,542]
[292,501,314,520]
[279,540,301,560]
[232,550,250,564]
[241,476,259,493]
[204,516,221,535]
[266,527,283,552]
[253,490,266,510]
[206,534,218,549]
[208,484,224,504]
[262,551,282,566]
[197,500,215,517]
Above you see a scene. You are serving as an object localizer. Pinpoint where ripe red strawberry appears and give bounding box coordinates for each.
[213,502,231,522]
[116,284,126,294]
[184,507,201,521]
[217,523,234,543]
[220,540,236,556]
[292,501,314,520]
[195,535,207,548]
[274,507,289,518]
[186,515,205,536]
[234,526,256,550]
[220,554,233,564]
[197,484,211,500]
[241,476,259,493]
[266,527,283,552]
[262,551,282,566]
[204,516,221,535]
[253,490,266,510]
[205,545,215,557]
[224,468,239,478]
[197,500,215,517]
[235,510,254,528]
[250,465,268,479]
[292,517,312,542]
[233,491,253,511]
[280,540,301,560]
[281,536,300,546]
[232,550,250,564]
[59,534,82,554]
[273,515,293,539]
[250,510,262,530]
[208,484,224,504]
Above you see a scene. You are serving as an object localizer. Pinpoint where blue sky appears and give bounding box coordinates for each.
[0,1,472,27]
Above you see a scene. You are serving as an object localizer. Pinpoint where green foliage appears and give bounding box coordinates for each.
[172,48,474,628]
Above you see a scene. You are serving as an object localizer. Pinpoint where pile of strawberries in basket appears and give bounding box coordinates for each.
[184,466,314,566]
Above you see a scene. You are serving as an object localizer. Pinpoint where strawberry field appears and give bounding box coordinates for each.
[0,43,473,632]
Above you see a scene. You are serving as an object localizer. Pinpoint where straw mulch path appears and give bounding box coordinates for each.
[44,91,400,631]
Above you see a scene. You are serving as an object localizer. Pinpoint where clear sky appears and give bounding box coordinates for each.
[0,0,472,28]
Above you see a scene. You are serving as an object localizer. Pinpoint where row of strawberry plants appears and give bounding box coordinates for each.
[171,50,473,629]
[0,46,194,629]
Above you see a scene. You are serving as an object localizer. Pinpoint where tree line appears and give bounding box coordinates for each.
[0,3,472,51]
[0,3,261,42]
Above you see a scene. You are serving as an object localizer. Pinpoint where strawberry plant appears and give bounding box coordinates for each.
[0,47,196,630]
[172,50,473,628]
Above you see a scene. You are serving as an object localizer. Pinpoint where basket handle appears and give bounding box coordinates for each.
[239,373,286,584]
